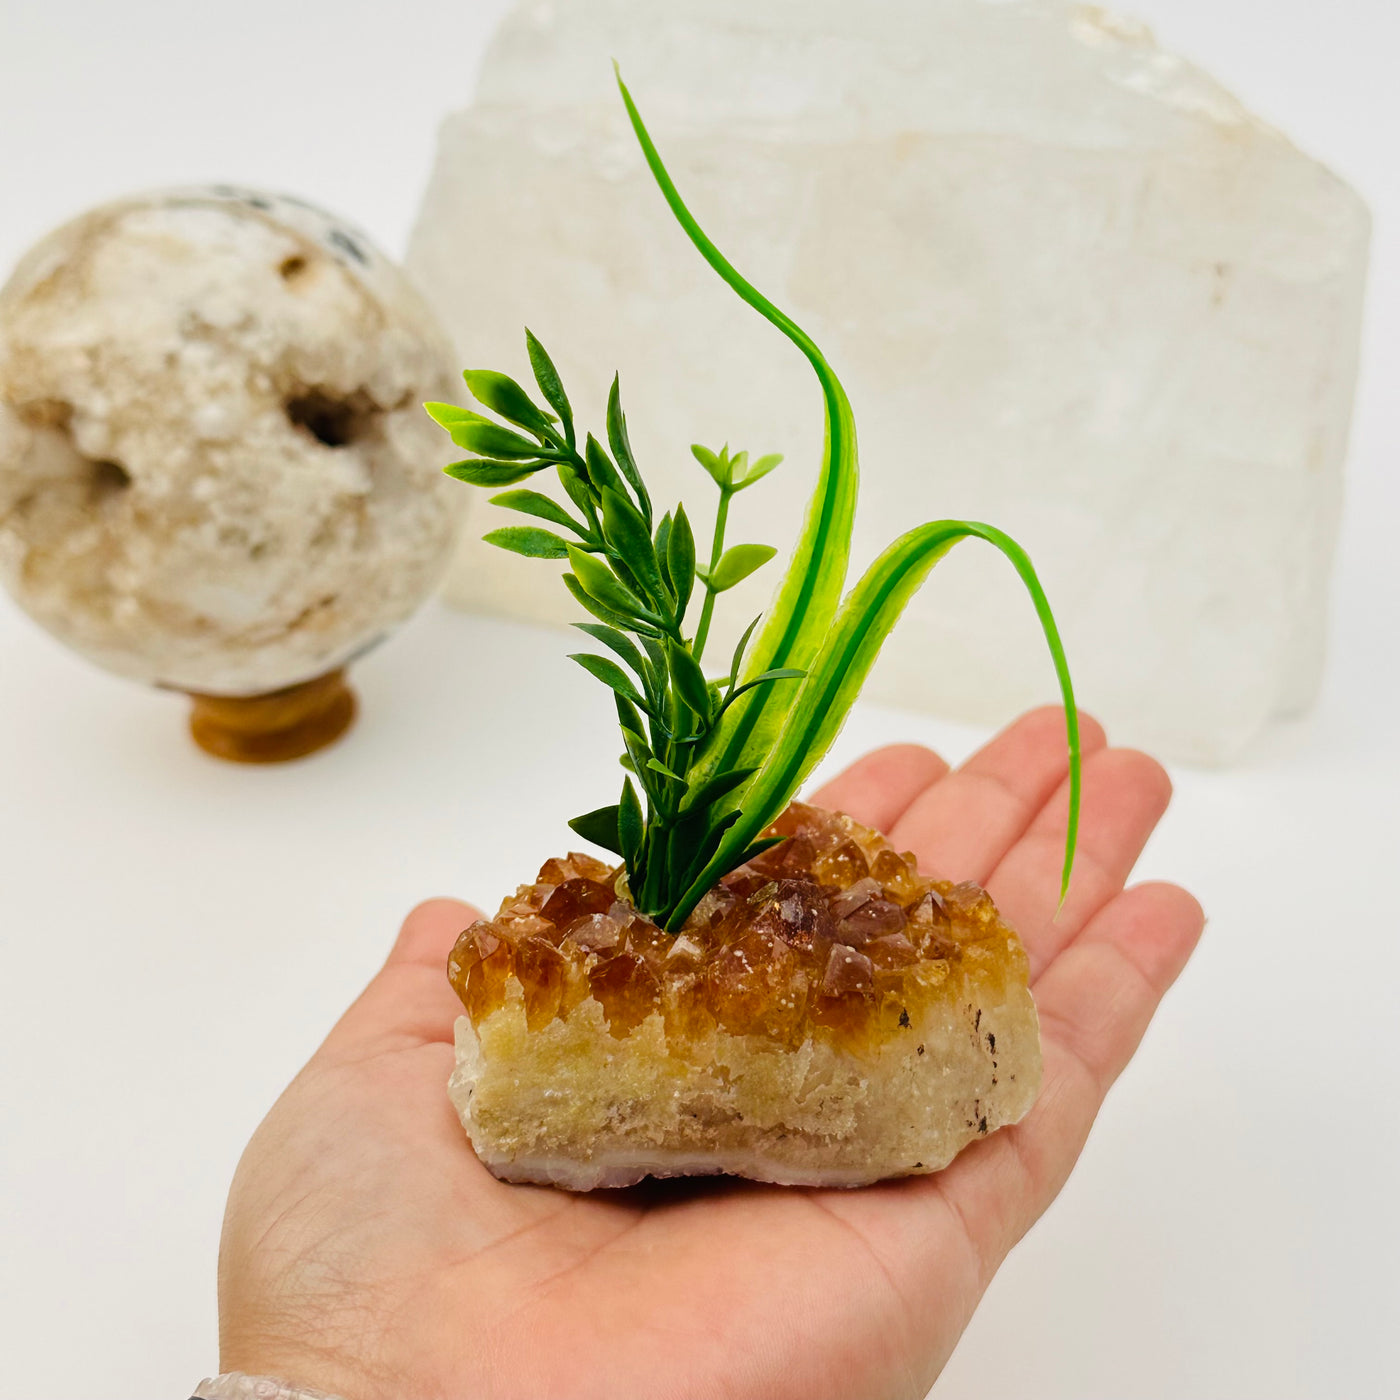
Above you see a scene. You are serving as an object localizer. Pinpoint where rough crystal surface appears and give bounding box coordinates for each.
[447,803,1042,1189]
[408,0,1370,764]
[0,187,463,694]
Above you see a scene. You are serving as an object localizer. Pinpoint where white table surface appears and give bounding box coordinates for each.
[1,2,1397,1397]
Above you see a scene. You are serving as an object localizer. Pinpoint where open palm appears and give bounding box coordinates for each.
[217,708,1202,1400]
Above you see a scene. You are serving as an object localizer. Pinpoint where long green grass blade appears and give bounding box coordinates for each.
[668,521,1082,927]
[616,70,859,791]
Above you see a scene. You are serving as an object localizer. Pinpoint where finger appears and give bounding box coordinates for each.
[927,881,1204,1284]
[1032,880,1205,1104]
[385,896,482,971]
[320,897,482,1063]
[988,748,1173,978]
[807,743,950,833]
[889,706,1106,881]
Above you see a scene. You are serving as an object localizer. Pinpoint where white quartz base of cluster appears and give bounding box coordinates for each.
[407,0,1370,765]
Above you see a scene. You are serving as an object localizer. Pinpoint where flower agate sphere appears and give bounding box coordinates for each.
[0,187,463,759]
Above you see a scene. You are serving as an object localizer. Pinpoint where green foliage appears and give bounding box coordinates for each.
[525,329,573,442]
[708,543,778,593]
[443,458,545,487]
[427,322,793,922]
[675,523,1081,921]
[447,417,545,461]
[487,490,589,536]
[427,71,1082,930]
[568,803,623,856]
[569,652,648,710]
[482,526,571,559]
[462,370,556,435]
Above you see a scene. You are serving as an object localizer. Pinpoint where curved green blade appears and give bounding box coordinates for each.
[616,70,860,789]
[668,521,1082,927]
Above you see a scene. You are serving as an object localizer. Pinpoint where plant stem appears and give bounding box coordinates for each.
[692,486,732,663]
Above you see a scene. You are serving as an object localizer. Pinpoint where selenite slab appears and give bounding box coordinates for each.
[407,0,1369,764]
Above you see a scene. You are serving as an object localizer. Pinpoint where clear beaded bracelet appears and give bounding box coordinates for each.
[191,1373,346,1400]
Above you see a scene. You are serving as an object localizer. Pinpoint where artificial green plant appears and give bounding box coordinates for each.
[428,71,1081,932]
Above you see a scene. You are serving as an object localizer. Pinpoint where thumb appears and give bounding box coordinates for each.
[384,896,483,972]
[319,897,483,1063]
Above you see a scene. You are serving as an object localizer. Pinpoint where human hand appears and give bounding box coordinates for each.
[217,707,1203,1399]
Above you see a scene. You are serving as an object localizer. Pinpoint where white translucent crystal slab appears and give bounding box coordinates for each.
[407,0,1369,764]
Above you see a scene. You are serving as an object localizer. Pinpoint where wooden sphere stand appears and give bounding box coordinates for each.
[186,668,357,763]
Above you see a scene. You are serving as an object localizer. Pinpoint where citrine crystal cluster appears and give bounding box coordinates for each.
[448,803,1041,1189]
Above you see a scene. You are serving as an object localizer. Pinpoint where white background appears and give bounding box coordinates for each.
[1,1,1397,1396]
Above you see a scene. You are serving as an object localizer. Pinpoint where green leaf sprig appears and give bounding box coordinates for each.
[429,340,800,922]
[428,70,1082,931]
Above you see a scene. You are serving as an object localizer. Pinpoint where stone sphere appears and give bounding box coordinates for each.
[0,186,463,695]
